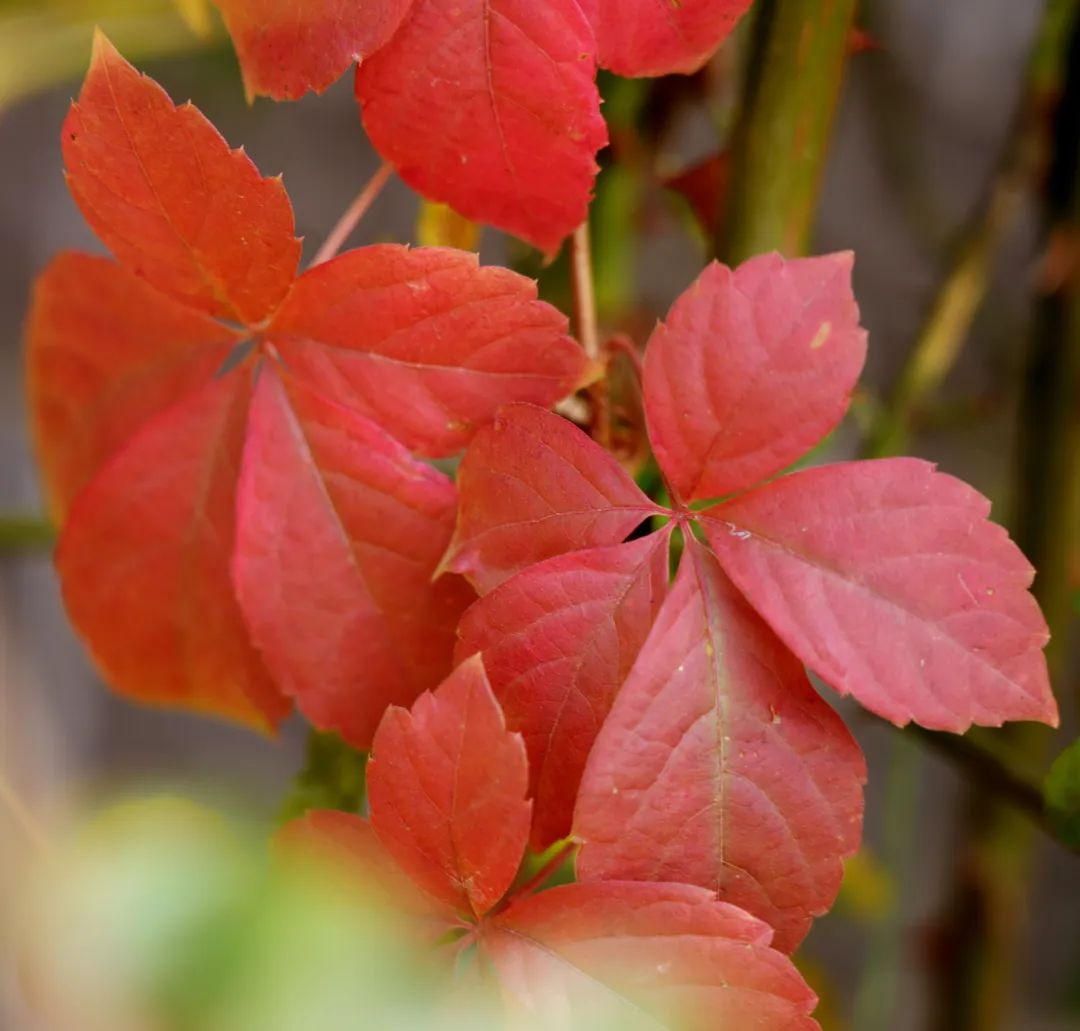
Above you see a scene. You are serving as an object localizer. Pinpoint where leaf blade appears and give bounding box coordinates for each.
[354,0,608,252]
[63,31,300,324]
[443,403,663,592]
[367,656,531,918]
[579,0,754,77]
[704,460,1058,731]
[575,544,865,952]
[456,534,671,849]
[56,371,288,731]
[233,368,475,748]
[485,881,820,1030]
[644,252,867,503]
[27,252,238,518]
[214,0,414,100]
[268,246,586,457]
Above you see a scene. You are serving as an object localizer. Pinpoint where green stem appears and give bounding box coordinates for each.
[720,0,859,262]
[0,514,55,550]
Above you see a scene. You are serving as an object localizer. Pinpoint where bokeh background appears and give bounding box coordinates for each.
[1,1,1078,1028]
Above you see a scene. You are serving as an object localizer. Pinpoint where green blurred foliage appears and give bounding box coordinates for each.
[14,795,492,1030]
[1045,737,1080,849]
[0,0,221,110]
[277,732,368,824]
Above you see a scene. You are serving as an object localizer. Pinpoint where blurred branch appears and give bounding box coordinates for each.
[865,182,1021,458]
[930,5,1080,1027]
[719,0,859,261]
[0,514,54,550]
[867,0,1080,460]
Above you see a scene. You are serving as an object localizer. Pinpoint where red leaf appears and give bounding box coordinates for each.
[214,0,414,100]
[266,247,585,457]
[442,404,663,592]
[56,371,288,731]
[27,253,238,518]
[367,656,531,918]
[644,252,867,503]
[575,543,865,952]
[354,0,608,253]
[579,0,754,77]
[704,460,1058,731]
[456,533,671,849]
[34,44,583,737]
[484,881,819,1029]
[63,31,300,324]
[232,369,474,748]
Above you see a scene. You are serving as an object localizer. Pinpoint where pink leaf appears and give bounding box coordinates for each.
[484,881,819,1029]
[63,32,300,324]
[575,543,865,952]
[705,460,1058,731]
[644,252,867,503]
[233,369,474,749]
[354,0,608,253]
[267,246,585,457]
[580,0,754,77]
[213,0,414,100]
[367,656,531,918]
[442,403,663,592]
[456,533,671,849]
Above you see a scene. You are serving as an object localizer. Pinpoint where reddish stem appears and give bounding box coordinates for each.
[606,333,645,390]
[310,162,394,266]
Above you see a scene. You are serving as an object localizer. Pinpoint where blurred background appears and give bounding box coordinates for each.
[1,1,1078,1028]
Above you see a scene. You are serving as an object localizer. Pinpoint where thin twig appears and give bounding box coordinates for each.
[0,514,54,551]
[0,772,48,857]
[569,222,600,362]
[310,162,394,267]
[570,222,611,448]
[892,721,1076,855]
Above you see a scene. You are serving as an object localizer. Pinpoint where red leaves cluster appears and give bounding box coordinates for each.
[212,0,755,251]
[442,249,1058,951]
[26,34,1061,1031]
[28,35,586,743]
[284,657,820,1028]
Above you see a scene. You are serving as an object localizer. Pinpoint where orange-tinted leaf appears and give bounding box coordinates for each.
[579,0,754,77]
[367,656,531,918]
[63,32,300,324]
[56,371,288,731]
[267,246,585,457]
[355,0,607,253]
[705,460,1058,731]
[484,881,819,1029]
[233,370,474,748]
[575,544,865,952]
[456,534,671,850]
[443,404,664,592]
[644,252,867,503]
[27,253,238,518]
[214,0,414,100]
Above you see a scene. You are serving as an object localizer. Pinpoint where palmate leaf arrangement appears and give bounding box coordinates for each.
[26,1,1058,1027]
